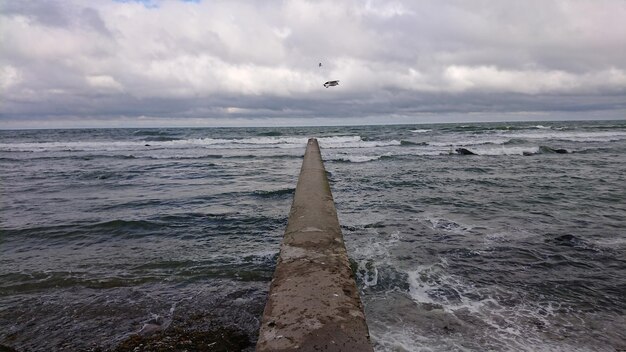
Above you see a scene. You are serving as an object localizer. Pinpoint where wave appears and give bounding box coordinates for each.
[406,129,626,151]
[0,140,150,152]
[326,154,387,163]
[77,154,136,160]
[503,130,626,142]
[2,219,165,239]
[429,138,511,147]
[76,170,138,180]
[146,154,298,160]
[253,188,295,198]
[0,135,401,152]
[503,138,529,145]
[480,146,541,156]
[132,130,173,136]
[145,154,224,160]
[143,136,181,142]
[400,140,429,146]
[410,129,432,133]
[318,136,401,149]
[267,154,301,160]
[256,131,282,136]
[462,144,587,157]
[442,124,555,132]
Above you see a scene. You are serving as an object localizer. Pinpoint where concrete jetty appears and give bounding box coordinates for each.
[256,139,373,352]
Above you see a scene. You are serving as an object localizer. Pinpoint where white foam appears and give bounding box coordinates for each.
[373,329,436,352]
[406,259,499,315]
[410,129,432,133]
[470,146,540,156]
[349,230,401,289]
[425,217,474,235]
[324,152,390,163]
[0,140,145,152]
[341,155,383,163]
[503,130,626,142]
[0,135,402,152]
[319,138,401,149]
[428,138,510,147]
[423,129,626,150]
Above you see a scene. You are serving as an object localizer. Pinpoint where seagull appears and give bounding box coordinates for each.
[323,80,339,88]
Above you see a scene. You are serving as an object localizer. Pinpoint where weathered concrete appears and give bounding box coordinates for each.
[256,139,373,352]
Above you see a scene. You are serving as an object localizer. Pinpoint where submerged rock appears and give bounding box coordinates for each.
[0,344,19,352]
[539,146,568,154]
[455,148,476,155]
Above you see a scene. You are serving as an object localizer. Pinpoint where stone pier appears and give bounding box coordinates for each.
[256,138,373,352]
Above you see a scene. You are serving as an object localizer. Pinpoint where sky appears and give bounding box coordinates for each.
[1,0,626,128]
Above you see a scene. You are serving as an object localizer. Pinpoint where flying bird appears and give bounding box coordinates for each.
[323,80,339,88]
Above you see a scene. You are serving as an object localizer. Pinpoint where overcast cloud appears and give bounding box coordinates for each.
[1,0,625,128]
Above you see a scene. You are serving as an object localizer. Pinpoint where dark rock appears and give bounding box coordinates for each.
[455,148,476,155]
[0,345,19,352]
[539,146,568,154]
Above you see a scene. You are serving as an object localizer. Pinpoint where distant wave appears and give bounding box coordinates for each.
[503,138,529,145]
[426,130,626,148]
[456,146,541,156]
[318,136,401,149]
[4,130,620,156]
[443,124,554,132]
[256,131,282,136]
[327,154,386,163]
[400,140,428,146]
[410,129,431,133]
[429,138,510,147]
[451,145,575,156]
[132,130,172,136]
[0,135,400,152]
[143,136,181,142]
[504,130,626,142]
[0,140,149,152]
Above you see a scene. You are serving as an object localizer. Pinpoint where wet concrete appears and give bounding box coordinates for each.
[256,139,373,352]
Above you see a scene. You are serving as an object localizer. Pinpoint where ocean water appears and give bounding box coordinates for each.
[1,121,625,351]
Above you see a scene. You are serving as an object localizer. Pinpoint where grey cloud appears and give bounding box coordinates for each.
[80,8,112,37]
[0,0,110,35]
[0,0,71,27]
[1,0,625,127]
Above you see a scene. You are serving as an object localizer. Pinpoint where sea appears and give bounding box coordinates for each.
[1,120,625,352]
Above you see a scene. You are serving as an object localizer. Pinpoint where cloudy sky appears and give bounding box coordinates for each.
[1,0,625,128]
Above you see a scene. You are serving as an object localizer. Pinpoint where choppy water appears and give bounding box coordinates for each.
[1,121,625,351]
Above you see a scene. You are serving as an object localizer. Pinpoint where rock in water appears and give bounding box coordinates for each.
[456,148,476,155]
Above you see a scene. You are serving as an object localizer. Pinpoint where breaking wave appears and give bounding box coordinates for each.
[0,135,401,152]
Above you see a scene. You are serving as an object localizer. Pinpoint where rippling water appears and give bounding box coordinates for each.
[1,121,625,351]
